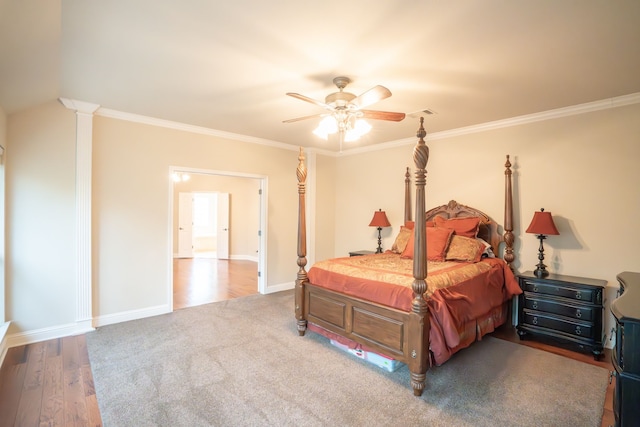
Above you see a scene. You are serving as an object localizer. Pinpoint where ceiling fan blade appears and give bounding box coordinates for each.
[286,93,333,110]
[350,85,392,109]
[361,110,406,122]
[282,113,327,124]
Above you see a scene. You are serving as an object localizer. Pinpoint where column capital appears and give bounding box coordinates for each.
[58,98,100,115]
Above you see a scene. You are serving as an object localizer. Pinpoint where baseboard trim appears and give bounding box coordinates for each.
[264,281,294,294]
[0,322,11,369]
[6,321,95,349]
[230,254,259,262]
[1,304,171,352]
[93,304,171,328]
[172,254,259,263]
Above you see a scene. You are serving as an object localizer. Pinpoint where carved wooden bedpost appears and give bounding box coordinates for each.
[408,117,430,396]
[503,155,515,270]
[295,147,308,336]
[404,167,412,223]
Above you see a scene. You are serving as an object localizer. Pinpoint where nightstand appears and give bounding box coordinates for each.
[516,271,606,360]
[348,250,375,257]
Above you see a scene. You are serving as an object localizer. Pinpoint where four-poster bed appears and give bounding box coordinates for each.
[294,118,520,396]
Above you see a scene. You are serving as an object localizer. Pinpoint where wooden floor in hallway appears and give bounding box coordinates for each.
[173,257,258,310]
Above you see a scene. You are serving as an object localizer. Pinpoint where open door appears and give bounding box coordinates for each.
[177,192,193,258]
[217,192,230,259]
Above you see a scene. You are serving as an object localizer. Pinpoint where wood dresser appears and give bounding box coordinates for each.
[516,271,605,359]
[611,271,640,427]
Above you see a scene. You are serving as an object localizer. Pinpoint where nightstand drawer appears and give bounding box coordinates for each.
[523,293,598,321]
[522,309,595,340]
[521,279,598,304]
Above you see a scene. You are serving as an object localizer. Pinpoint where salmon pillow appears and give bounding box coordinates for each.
[404,220,435,230]
[401,226,454,262]
[433,216,481,239]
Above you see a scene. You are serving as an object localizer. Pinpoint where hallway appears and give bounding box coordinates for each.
[173,258,258,309]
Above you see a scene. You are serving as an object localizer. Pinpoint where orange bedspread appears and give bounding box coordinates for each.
[307,252,522,365]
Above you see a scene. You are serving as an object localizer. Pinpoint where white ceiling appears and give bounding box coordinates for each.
[2,1,640,151]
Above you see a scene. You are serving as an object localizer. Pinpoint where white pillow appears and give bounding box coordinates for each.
[477,238,495,258]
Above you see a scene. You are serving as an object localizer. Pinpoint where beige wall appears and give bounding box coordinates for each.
[0,106,6,324]
[4,101,300,335]
[334,146,414,255]
[92,115,299,318]
[334,102,640,339]
[6,101,77,332]
[312,153,337,264]
[171,173,261,259]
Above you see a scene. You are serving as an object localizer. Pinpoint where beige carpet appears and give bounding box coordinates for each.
[86,290,608,426]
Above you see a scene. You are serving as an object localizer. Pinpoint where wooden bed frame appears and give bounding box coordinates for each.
[295,118,515,396]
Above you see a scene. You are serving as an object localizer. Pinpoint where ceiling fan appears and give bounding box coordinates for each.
[283,77,405,143]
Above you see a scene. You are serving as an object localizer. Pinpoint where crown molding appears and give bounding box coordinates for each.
[96,108,299,152]
[339,91,640,156]
[62,92,640,158]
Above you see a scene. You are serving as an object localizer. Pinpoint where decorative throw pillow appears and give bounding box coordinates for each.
[403,220,435,230]
[401,226,454,262]
[445,235,486,263]
[433,215,481,239]
[390,226,412,254]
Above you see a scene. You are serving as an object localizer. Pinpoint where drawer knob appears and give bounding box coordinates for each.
[533,285,538,292]
[532,301,538,310]
[532,316,538,325]
[575,326,582,335]
[576,309,582,318]
[575,291,582,300]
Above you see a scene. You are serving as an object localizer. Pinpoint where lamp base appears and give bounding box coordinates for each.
[534,234,549,278]
[375,227,383,253]
[534,267,549,278]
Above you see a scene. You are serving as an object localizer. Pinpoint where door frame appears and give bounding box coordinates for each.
[177,192,194,258]
[168,166,268,309]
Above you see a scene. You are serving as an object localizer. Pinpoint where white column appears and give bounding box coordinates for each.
[59,98,99,328]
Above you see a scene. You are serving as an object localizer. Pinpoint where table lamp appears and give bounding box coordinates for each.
[369,209,391,253]
[525,208,560,278]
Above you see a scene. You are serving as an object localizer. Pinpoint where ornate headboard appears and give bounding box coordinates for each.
[425,200,502,256]
[403,154,514,267]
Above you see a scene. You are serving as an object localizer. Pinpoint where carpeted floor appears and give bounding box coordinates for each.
[86,290,608,426]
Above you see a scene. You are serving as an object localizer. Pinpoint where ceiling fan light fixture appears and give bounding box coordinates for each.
[345,118,372,142]
[312,115,338,139]
[287,76,403,144]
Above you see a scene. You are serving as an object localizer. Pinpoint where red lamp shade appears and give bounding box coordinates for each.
[369,209,391,228]
[526,208,559,236]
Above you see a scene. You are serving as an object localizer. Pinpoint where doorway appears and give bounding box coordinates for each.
[169,167,267,310]
[178,192,228,259]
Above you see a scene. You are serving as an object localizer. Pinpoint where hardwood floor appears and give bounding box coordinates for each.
[0,335,102,427]
[1,294,614,426]
[173,257,258,310]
